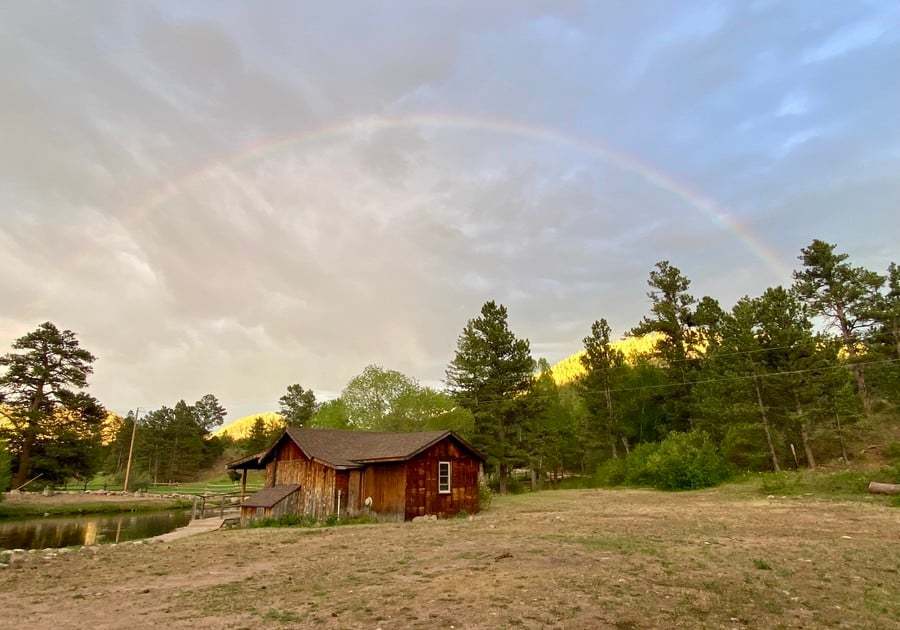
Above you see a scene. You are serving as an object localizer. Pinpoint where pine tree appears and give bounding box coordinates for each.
[278,384,318,427]
[753,287,832,469]
[631,261,699,431]
[0,322,104,487]
[446,301,534,492]
[244,416,274,455]
[793,240,884,413]
[580,319,625,458]
[193,394,226,432]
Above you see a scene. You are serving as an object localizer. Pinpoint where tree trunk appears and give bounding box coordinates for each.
[836,303,871,414]
[868,481,900,495]
[621,436,630,455]
[794,393,816,469]
[498,463,508,494]
[604,385,618,459]
[754,375,781,472]
[12,434,34,488]
[834,410,849,463]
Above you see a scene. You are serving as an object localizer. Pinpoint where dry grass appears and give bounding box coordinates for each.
[1,488,897,629]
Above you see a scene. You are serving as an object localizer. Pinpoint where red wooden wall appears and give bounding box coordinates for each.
[404,438,480,519]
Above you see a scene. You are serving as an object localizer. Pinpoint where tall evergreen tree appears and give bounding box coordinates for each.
[753,287,831,469]
[446,301,534,492]
[193,394,226,432]
[580,319,625,458]
[793,240,884,413]
[631,261,699,431]
[0,322,105,487]
[871,262,900,359]
[278,384,318,427]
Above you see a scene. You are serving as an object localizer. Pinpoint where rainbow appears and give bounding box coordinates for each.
[122,112,789,278]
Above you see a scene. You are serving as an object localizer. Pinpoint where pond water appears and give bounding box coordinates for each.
[0,510,191,550]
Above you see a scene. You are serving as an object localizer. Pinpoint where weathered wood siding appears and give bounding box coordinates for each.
[405,439,480,519]
[264,440,337,519]
[347,469,363,515]
[239,487,302,524]
[361,462,407,521]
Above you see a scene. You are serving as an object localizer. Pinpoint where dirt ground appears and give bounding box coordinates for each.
[1,488,897,629]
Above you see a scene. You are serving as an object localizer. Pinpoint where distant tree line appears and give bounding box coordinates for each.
[0,239,896,492]
[445,240,899,491]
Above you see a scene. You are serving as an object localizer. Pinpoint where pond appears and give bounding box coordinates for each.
[0,510,191,550]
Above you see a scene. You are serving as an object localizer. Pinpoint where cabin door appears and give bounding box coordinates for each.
[348,470,361,515]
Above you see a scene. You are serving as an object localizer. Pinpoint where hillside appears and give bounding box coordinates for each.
[212,411,284,440]
[549,332,663,386]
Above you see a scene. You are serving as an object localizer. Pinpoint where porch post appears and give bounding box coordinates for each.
[240,469,247,505]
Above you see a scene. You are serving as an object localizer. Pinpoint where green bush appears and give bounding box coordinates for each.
[642,431,731,490]
[478,481,493,511]
[722,423,775,471]
[593,457,627,487]
[622,442,662,486]
[884,441,900,464]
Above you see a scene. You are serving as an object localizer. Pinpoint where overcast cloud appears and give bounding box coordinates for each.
[2,1,898,419]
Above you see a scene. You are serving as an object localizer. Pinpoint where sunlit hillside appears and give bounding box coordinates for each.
[212,411,284,440]
[549,333,665,386]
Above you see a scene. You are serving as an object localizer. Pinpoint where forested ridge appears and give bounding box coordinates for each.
[1,239,898,492]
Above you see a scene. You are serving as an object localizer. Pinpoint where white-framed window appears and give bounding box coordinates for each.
[438,461,451,494]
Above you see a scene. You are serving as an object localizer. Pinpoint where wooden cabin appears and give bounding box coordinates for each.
[228,427,484,523]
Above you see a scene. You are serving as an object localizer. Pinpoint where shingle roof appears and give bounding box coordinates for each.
[257,427,484,470]
[241,484,301,508]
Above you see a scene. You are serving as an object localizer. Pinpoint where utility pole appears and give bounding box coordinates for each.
[123,408,140,493]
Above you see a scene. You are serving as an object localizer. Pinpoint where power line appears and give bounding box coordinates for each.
[455,357,900,408]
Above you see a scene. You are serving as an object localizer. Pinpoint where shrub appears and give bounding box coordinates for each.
[478,481,493,511]
[622,442,661,486]
[642,431,731,490]
[885,441,900,464]
[722,423,776,471]
[593,457,627,487]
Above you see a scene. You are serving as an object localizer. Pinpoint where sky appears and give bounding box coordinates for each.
[2,1,899,421]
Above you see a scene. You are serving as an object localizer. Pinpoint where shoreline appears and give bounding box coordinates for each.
[0,493,193,520]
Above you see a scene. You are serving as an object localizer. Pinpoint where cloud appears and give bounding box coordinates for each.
[1,2,897,419]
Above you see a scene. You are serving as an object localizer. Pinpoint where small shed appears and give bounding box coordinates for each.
[240,483,301,522]
[228,428,484,523]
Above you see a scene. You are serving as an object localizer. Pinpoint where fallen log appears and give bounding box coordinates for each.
[867,481,900,495]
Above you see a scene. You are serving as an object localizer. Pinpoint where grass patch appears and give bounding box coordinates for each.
[248,513,378,529]
[0,498,192,519]
[736,468,899,501]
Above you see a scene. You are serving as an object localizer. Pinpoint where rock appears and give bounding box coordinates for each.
[0,563,7,569]
[42,486,54,497]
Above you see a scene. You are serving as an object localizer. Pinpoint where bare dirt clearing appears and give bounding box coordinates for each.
[1,488,897,629]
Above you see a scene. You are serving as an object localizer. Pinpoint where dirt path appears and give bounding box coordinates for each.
[1,489,897,629]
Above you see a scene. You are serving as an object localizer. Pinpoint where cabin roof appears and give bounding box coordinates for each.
[241,484,301,508]
[228,427,485,471]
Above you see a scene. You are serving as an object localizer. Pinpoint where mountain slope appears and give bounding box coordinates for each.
[212,411,284,440]
[549,333,663,386]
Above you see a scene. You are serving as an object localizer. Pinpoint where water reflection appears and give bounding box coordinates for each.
[0,510,191,550]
